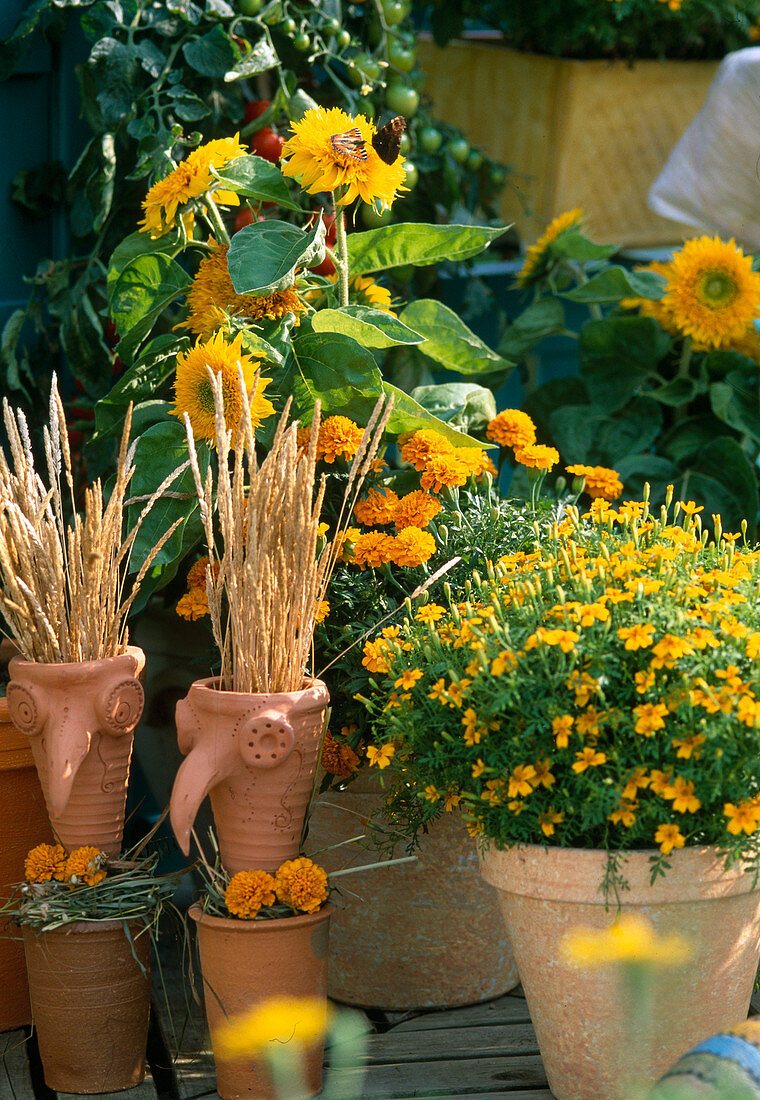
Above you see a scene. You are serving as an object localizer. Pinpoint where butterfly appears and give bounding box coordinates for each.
[330,127,367,161]
[371,116,406,165]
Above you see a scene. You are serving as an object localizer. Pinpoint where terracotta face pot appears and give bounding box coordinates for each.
[7,647,145,856]
[191,904,332,1100]
[171,677,329,875]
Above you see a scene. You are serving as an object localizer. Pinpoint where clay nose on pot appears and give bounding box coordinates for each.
[170,740,229,857]
[43,713,94,819]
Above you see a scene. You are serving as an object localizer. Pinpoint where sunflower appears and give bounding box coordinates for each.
[517,209,585,289]
[139,136,247,238]
[350,275,395,314]
[172,330,275,445]
[664,236,760,350]
[280,107,407,208]
[183,241,308,339]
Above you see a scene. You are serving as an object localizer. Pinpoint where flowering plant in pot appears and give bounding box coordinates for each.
[363,491,760,1099]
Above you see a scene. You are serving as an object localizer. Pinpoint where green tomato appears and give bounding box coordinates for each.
[281,17,296,33]
[348,51,382,86]
[388,40,416,73]
[293,32,311,51]
[382,0,410,26]
[336,29,351,48]
[325,17,341,33]
[419,126,442,153]
[356,97,376,120]
[237,0,263,13]
[403,160,418,189]
[466,150,483,171]
[361,204,393,229]
[399,131,411,155]
[385,82,419,117]
[448,137,470,164]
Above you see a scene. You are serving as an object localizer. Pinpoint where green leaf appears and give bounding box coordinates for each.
[311,306,424,348]
[596,398,663,465]
[678,437,759,533]
[498,298,566,359]
[549,232,618,263]
[580,316,671,412]
[523,376,589,449]
[60,294,108,393]
[107,230,181,297]
[383,384,486,447]
[647,377,704,406]
[703,350,758,380]
[227,218,325,295]
[615,454,679,502]
[182,25,236,76]
[211,155,301,211]
[0,310,27,396]
[660,416,727,465]
[68,133,117,237]
[292,331,383,420]
[86,37,139,129]
[347,223,505,277]
[109,254,191,364]
[92,336,186,442]
[224,36,278,81]
[709,373,760,443]
[411,382,497,434]
[563,267,667,304]
[399,299,512,377]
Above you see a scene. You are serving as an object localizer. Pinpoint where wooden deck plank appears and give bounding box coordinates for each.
[364,1022,538,1064]
[333,1054,548,1097]
[151,941,216,1100]
[0,1030,35,1100]
[385,994,532,1032]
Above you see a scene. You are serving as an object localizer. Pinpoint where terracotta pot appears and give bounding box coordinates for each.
[480,843,760,1100]
[308,780,519,1009]
[23,918,151,1093]
[6,647,146,857]
[191,903,332,1100]
[171,677,329,875]
[0,695,54,1030]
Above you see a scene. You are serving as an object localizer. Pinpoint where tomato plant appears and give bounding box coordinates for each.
[419,126,442,153]
[385,82,419,117]
[243,99,270,125]
[448,138,470,164]
[388,40,416,73]
[250,128,285,162]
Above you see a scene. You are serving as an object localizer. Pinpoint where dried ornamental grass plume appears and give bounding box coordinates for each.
[139,135,247,238]
[281,106,408,208]
[225,869,277,919]
[486,410,537,450]
[25,844,66,884]
[172,330,275,446]
[183,366,392,692]
[517,208,585,289]
[663,236,760,349]
[0,378,184,662]
[273,857,329,913]
[183,241,308,339]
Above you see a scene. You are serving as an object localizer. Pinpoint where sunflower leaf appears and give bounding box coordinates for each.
[310,306,424,348]
[109,253,191,364]
[346,223,505,277]
[210,155,301,211]
[399,299,513,377]
[291,331,383,420]
[227,217,326,295]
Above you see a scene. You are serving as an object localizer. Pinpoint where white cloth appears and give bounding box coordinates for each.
[649,47,760,251]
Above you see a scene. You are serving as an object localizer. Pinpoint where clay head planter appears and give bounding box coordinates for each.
[171,676,329,875]
[6,647,145,856]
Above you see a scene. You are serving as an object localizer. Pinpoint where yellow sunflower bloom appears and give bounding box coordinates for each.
[183,241,307,339]
[280,106,407,208]
[664,236,760,350]
[139,135,247,238]
[517,208,585,289]
[172,329,275,445]
[350,275,395,314]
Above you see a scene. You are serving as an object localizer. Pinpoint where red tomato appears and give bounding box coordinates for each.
[244,99,270,124]
[308,210,342,246]
[250,128,284,163]
[104,318,120,346]
[234,207,256,232]
[310,253,336,276]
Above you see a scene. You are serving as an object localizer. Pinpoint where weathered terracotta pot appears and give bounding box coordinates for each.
[308,780,519,1009]
[0,693,54,1030]
[191,903,332,1100]
[6,647,145,857]
[171,677,329,875]
[480,844,760,1100]
[23,918,151,1093]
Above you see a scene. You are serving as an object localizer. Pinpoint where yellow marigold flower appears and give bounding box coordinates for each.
[176,588,210,621]
[444,788,461,812]
[737,695,760,728]
[172,330,274,446]
[350,275,394,313]
[316,415,364,464]
[649,769,673,796]
[566,464,623,501]
[532,758,556,789]
[486,409,536,449]
[183,241,308,339]
[389,527,436,567]
[635,669,655,694]
[225,869,277,919]
[654,823,686,855]
[746,632,760,659]
[214,996,330,1059]
[25,843,66,884]
[140,135,246,237]
[491,650,516,676]
[314,600,329,625]
[472,758,487,779]
[663,777,701,814]
[64,846,107,887]
[621,767,650,801]
[650,633,694,669]
[394,490,442,531]
[361,637,393,673]
[445,678,472,708]
[552,714,574,748]
[366,743,396,769]
[427,677,448,703]
[354,487,400,526]
[508,764,537,798]
[633,702,669,737]
[572,747,607,773]
[517,208,585,289]
[395,669,423,689]
[672,733,706,759]
[280,106,407,208]
[320,730,360,778]
[399,429,454,470]
[724,801,760,836]
[352,531,396,569]
[608,801,638,827]
[274,858,329,914]
[416,602,446,623]
[664,236,760,350]
[563,914,689,967]
[538,810,564,837]
[513,444,560,472]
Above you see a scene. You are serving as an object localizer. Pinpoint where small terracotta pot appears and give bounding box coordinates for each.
[308,780,519,1009]
[480,843,760,1100]
[7,647,146,856]
[23,918,151,1094]
[171,678,329,874]
[191,903,332,1100]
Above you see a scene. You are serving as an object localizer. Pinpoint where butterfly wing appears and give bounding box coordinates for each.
[330,127,368,161]
[371,116,406,164]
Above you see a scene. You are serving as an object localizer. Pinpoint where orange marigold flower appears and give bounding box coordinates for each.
[316,416,364,464]
[64,846,107,887]
[389,528,436,567]
[394,490,442,530]
[354,488,400,526]
[321,730,361,778]
[25,843,67,884]
[274,858,329,914]
[352,531,395,569]
[399,429,453,471]
[486,409,537,450]
[419,451,474,493]
[176,588,210,621]
[514,444,560,472]
[314,600,329,625]
[567,464,623,501]
[225,869,277,919]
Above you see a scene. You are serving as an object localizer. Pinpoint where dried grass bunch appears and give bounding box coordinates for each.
[0,378,182,662]
[185,368,391,694]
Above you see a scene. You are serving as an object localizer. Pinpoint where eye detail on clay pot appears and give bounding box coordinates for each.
[239,714,295,769]
[6,683,45,735]
[98,679,145,735]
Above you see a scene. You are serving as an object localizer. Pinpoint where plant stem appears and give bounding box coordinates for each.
[332,190,350,306]
[204,195,230,247]
[677,335,693,377]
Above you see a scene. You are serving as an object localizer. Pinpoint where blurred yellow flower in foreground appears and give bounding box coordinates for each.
[562,914,690,968]
[214,996,331,1059]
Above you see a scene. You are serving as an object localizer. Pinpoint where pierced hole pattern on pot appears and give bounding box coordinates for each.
[239,714,295,769]
[98,678,145,736]
[6,683,44,735]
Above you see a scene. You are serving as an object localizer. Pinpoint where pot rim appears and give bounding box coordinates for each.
[21,916,150,937]
[187,675,329,705]
[189,902,334,933]
[9,645,145,677]
[479,841,760,904]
